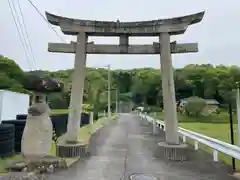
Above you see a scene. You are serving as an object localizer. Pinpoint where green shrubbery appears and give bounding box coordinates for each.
[181,96,206,117]
[82,104,93,113]
[148,106,162,113]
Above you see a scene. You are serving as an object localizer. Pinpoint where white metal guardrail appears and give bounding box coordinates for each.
[138,112,240,162]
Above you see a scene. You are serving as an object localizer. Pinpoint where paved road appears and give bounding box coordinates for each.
[3,113,238,179]
[50,113,236,180]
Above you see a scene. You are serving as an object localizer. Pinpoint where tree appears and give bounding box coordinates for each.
[0,56,25,83]
[131,68,160,105]
[3,53,240,111]
[0,56,26,93]
[85,70,108,114]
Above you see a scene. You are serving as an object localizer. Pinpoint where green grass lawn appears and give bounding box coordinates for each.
[180,122,238,144]
[155,111,240,169]
[51,109,69,115]
[180,122,240,168]
[0,112,115,173]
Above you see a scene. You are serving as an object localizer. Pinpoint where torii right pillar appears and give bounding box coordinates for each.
[158,32,194,161]
[160,32,179,145]
[158,32,189,161]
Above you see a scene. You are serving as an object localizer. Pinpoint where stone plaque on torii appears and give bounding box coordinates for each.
[45,11,204,160]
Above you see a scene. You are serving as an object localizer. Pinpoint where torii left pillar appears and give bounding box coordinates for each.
[66,33,87,143]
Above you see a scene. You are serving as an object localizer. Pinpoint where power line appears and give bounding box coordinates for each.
[16,0,37,68]
[26,0,66,43]
[7,0,34,69]
[11,0,36,68]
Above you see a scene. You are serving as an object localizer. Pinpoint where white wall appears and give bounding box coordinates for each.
[0,90,29,122]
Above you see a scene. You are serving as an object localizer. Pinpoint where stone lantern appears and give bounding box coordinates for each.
[21,76,63,161]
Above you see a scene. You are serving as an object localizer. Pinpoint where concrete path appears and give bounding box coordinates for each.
[3,113,237,179]
[49,113,236,180]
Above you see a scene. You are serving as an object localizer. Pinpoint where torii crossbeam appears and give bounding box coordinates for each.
[48,42,198,54]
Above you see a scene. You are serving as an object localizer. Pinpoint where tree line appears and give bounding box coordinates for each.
[1,55,239,110]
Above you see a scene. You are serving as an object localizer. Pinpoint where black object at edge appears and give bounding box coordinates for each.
[228,102,236,172]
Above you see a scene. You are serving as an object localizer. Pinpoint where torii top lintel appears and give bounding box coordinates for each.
[45,11,204,36]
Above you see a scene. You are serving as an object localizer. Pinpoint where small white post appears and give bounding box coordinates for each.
[104,110,106,118]
[153,112,157,135]
[144,112,147,121]
[194,140,199,150]
[89,112,94,133]
[182,135,186,143]
[213,150,219,161]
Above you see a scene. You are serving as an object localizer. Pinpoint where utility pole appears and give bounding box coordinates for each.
[108,65,111,120]
[236,82,240,146]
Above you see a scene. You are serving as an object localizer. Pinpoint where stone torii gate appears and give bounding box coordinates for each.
[45,11,204,159]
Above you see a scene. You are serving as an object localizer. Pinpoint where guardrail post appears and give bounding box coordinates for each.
[103,110,106,118]
[194,140,199,150]
[213,150,218,161]
[182,135,186,143]
[161,125,165,131]
[140,111,142,120]
[153,112,157,135]
[144,112,147,121]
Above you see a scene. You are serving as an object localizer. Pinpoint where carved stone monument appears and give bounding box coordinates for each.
[45,11,205,160]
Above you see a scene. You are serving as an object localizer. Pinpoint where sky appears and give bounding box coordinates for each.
[1,0,240,71]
